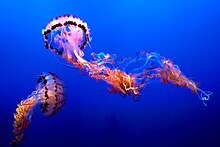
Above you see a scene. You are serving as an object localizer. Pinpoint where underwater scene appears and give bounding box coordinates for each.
[0,0,220,147]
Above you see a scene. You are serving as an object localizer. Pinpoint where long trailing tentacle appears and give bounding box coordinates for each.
[11,95,38,146]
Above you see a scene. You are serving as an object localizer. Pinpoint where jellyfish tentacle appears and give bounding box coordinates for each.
[11,95,38,146]
[197,89,212,101]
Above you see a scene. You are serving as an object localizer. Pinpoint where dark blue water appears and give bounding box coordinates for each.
[1,0,220,147]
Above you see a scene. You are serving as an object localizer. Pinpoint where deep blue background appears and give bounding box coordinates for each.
[0,0,220,147]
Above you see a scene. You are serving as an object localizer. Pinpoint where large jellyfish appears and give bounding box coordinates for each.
[42,14,211,105]
[11,72,66,146]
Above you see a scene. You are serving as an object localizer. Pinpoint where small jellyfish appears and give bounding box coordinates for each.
[11,72,66,146]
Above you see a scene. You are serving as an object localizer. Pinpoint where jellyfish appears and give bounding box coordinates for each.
[11,72,66,146]
[42,14,211,105]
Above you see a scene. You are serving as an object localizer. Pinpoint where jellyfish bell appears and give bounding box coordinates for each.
[37,72,66,117]
[42,14,91,64]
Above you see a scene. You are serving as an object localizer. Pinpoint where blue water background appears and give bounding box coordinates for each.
[0,0,220,146]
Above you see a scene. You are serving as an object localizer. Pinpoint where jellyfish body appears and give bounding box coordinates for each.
[42,14,91,64]
[11,72,66,146]
[37,72,66,117]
